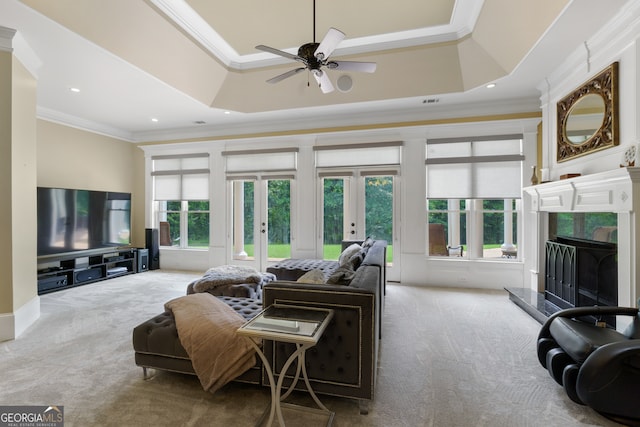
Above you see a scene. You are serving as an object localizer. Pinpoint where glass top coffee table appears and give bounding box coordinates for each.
[237,304,335,427]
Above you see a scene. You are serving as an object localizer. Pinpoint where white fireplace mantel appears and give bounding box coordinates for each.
[523,167,640,323]
[524,167,640,214]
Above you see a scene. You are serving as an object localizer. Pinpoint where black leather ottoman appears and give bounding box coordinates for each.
[132,296,263,383]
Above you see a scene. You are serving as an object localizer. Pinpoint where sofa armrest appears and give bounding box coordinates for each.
[262,281,378,400]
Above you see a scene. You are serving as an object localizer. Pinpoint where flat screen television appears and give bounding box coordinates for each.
[37,187,131,257]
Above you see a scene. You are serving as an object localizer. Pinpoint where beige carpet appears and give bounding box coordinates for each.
[0,270,621,426]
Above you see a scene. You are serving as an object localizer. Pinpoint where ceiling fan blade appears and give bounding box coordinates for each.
[256,45,306,64]
[312,70,334,94]
[266,67,306,84]
[314,27,345,60]
[328,61,377,73]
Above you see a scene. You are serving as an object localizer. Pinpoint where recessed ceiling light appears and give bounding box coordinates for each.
[194,120,206,125]
[151,118,159,122]
[224,111,231,115]
[486,83,496,89]
[69,87,80,93]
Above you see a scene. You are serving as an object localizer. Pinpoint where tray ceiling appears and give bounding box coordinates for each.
[0,0,630,141]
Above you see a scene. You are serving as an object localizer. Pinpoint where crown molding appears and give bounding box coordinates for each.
[11,31,41,78]
[151,0,484,71]
[131,96,540,143]
[150,0,236,66]
[0,26,17,52]
[539,0,640,98]
[37,106,135,142]
[0,26,41,77]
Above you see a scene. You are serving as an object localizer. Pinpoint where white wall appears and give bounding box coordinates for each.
[524,1,640,297]
[142,117,540,289]
[539,2,640,179]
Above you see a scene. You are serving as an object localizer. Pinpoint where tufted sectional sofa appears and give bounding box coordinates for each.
[132,240,386,413]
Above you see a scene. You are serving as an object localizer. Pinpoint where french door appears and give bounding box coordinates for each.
[319,168,399,281]
[230,175,293,271]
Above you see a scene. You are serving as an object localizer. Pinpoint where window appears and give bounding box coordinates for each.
[155,201,210,248]
[152,154,210,249]
[426,135,523,260]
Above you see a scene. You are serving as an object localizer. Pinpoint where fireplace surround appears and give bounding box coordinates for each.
[523,167,640,331]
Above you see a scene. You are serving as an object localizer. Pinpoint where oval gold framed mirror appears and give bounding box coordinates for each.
[556,62,618,162]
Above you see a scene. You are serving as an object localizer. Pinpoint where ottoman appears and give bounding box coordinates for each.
[132,296,263,384]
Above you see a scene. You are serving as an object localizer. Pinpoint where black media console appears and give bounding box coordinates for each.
[37,248,144,294]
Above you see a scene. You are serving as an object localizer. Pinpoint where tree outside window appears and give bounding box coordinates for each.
[427,198,518,259]
[157,200,209,249]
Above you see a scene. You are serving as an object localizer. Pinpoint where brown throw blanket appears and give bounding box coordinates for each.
[164,293,258,393]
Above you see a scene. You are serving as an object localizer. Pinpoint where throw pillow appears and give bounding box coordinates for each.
[339,243,362,266]
[327,265,355,286]
[348,250,365,270]
[361,237,375,250]
[296,269,326,284]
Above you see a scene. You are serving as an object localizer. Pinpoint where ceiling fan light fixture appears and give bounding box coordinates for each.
[255,1,376,94]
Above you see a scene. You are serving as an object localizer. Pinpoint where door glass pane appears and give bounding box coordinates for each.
[267,179,291,260]
[365,176,394,263]
[243,181,254,257]
[232,180,254,259]
[323,178,345,260]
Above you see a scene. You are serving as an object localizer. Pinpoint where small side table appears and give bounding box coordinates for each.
[237,304,335,427]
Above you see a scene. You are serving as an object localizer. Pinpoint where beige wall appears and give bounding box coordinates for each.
[0,51,12,314]
[36,120,145,248]
[0,48,38,321]
[11,55,38,309]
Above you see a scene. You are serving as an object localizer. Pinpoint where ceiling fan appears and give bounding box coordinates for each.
[255,0,377,93]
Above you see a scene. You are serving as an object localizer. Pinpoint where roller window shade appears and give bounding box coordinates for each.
[314,142,402,167]
[223,148,298,173]
[426,136,523,199]
[154,175,181,201]
[152,154,210,201]
[182,173,209,200]
[153,154,209,171]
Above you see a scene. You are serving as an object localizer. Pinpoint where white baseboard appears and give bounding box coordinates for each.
[0,296,40,342]
[0,312,15,342]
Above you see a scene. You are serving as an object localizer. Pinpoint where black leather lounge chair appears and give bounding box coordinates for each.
[537,302,640,425]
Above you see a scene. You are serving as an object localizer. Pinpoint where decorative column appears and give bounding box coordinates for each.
[233,181,247,259]
[501,199,516,255]
[447,199,461,251]
[468,199,484,258]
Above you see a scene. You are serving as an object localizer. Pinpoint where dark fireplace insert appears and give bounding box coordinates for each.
[545,236,617,326]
